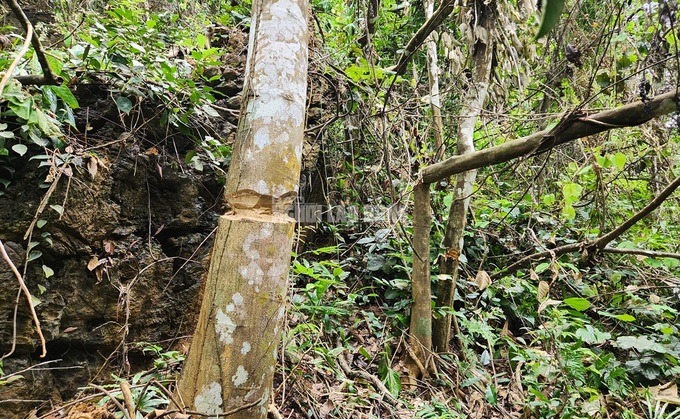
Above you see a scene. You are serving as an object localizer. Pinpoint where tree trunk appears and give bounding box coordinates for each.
[432,0,494,352]
[409,181,432,372]
[424,0,445,160]
[174,0,309,416]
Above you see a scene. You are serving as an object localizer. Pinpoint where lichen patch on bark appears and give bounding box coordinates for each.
[232,365,249,387]
[194,382,224,415]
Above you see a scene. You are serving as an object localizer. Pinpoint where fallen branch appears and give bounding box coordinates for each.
[421,91,679,184]
[3,0,62,86]
[336,347,403,407]
[492,174,680,279]
[90,383,132,419]
[601,247,680,260]
[0,240,47,358]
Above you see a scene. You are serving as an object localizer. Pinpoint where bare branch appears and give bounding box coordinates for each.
[491,175,680,279]
[0,240,47,358]
[391,0,456,76]
[421,91,679,184]
[602,247,680,260]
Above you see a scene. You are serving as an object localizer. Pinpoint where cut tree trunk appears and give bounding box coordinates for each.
[174,0,309,416]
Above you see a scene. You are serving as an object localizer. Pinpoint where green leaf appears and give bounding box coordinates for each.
[563,297,590,311]
[562,182,582,204]
[42,265,54,278]
[534,0,566,40]
[201,104,220,118]
[535,262,550,273]
[12,144,28,156]
[9,96,32,120]
[50,204,64,215]
[27,250,42,262]
[562,203,576,219]
[611,152,626,169]
[616,336,666,353]
[485,385,498,405]
[50,85,80,109]
[36,219,47,228]
[542,193,555,206]
[116,96,133,114]
[35,110,63,138]
[614,314,636,322]
[382,368,401,397]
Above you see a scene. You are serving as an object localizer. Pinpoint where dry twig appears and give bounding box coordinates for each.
[0,240,47,358]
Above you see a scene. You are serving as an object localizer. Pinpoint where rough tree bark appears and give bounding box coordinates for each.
[432,0,494,353]
[174,0,309,417]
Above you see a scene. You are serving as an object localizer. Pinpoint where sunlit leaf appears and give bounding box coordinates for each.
[563,297,590,311]
[614,314,636,322]
[612,152,626,169]
[12,144,27,156]
[42,265,54,278]
[50,204,64,215]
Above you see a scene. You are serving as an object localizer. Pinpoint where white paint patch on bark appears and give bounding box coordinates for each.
[194,382,224,415]
[232,365,249,387]
[241,341,251,355]
[215,309,236,344]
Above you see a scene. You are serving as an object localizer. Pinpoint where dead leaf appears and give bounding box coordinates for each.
[648,383,680,405]
[501,320,512,337]
[529,268,539,281]
[95,266,104,283]
[103,240,115,255]
[87,157,98,179]
[318,399,333,418]
[475,270,491,290]
[537,281,550,302]
[538,298,561,313]
[87,256,99,271]
[62,326,78,333]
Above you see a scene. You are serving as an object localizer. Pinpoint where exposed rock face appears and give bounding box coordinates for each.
[0,147,222,417]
